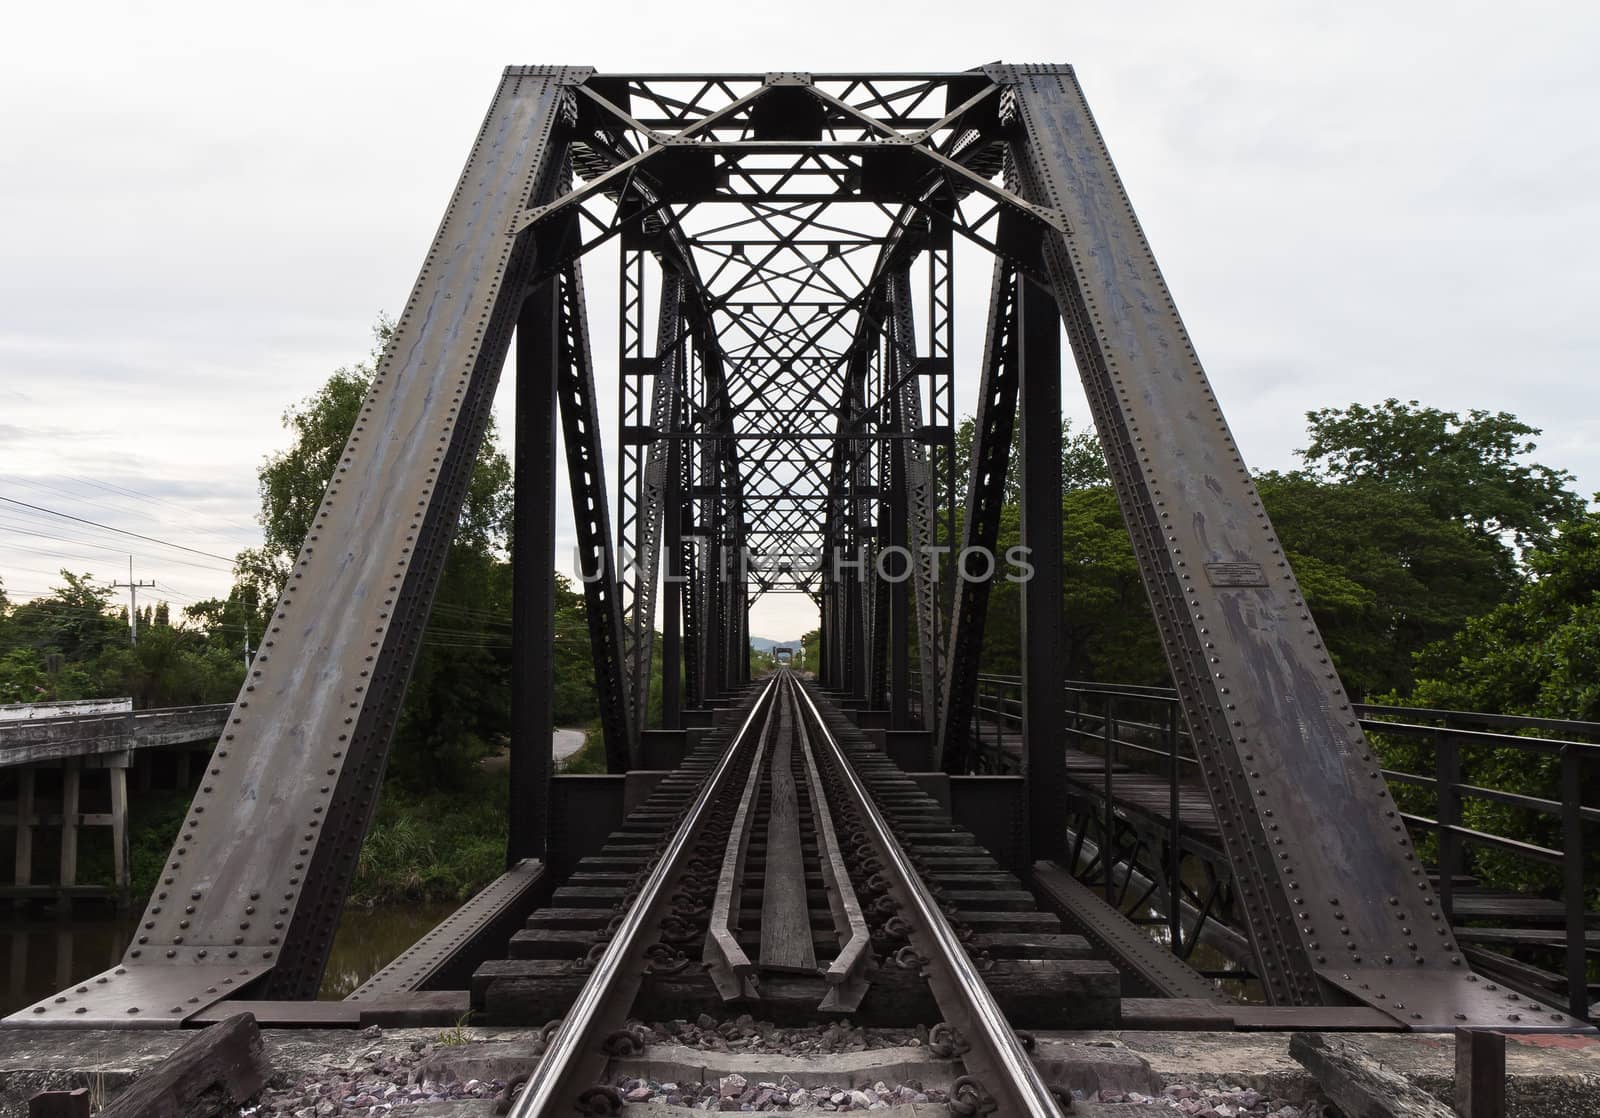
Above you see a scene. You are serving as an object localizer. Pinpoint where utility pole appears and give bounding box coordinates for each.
[242,589,255,669]
[111,557,155,646]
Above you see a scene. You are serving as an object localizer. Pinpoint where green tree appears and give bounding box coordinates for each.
[93,623,245,709]
[1382,507,1600,894]
[0,649,48,704]
[949,417,1109,508]
[1300,399,1582,557]
[799,627,820,673]
[1405,507,1600,722]
[0,572,124,664]
[977,488,1164,684]
[1255,472,1505,699]
[247,319,514,788]
[551,573,598,726]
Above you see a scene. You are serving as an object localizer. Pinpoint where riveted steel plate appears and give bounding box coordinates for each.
[1321,967,1595,1033]
[1000,64,1482,1012]
[1204,562,1268,588]
[346,860,546,1000]
[3,960,272,1029]
[14,67,573,1017]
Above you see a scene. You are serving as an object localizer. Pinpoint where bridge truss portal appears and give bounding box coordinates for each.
[7,64,1580,1033]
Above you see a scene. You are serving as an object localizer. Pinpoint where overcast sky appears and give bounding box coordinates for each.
[1,0,1595,646]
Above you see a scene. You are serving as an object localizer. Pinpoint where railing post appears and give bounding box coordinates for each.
[1455,1028,1506,1118]
[1562,744,1586,1020]
[1103,694,1116,904]
[1167,700,1182,954]
[1436,728,1461,924]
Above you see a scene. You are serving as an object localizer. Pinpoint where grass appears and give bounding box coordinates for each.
[351,767,510,904]
[436,1011,474,1046]
[74,786,193,900]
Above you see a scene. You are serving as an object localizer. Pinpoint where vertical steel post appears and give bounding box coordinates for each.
[1437,728,1461,923]
[936,259,1019,771]
[1562,745,1586,1019]
[556,261,636,768]
[1102,695,1116,902]
[887,349,912,729]
[661,382,684,730]
[1167,701,1183,953]
[869,492,890,709]
[887,270,944,733]
[508,281,559,863]
[1018,275,1065,863]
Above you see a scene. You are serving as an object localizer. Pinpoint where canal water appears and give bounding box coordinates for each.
[0,902,455,1015]
[0,732,591,1016]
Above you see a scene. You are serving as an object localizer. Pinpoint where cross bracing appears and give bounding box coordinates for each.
[7,64,1579,1038]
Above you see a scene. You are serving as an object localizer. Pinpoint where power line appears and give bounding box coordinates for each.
[0,496,237,563]
[0,521,237,574]
[0,475,163,526]
[2,473,261,538]
[62,474,261,534]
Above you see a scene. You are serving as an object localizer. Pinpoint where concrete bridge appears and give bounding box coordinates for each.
[0,703,228,902]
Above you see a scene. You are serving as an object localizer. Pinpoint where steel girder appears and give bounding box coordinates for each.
[993,63,1558,1027]
[1015,275,1068,864]
[620,271,685,734]
[937,256,1020,771]
[555,259,635,769]
[508,281,561,864]
[18,65,1570,1036]
[5,68,585,1024]
[887,270,945,732]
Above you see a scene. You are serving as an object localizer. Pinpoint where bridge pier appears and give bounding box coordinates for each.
[3,756,130,904]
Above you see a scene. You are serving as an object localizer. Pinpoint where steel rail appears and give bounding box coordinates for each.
[790,679,1067,1117]
[786,677,871,1008]
[509,676,780,1116]
[704,689,774,998]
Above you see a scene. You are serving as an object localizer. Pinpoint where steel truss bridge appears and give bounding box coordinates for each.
[4,64,1591,1039]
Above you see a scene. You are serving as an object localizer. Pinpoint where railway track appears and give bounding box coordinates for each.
[491,671,1110,1115]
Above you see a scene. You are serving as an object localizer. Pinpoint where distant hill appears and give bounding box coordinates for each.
[749,636,803,652]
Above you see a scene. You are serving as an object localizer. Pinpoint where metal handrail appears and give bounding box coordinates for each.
[510,676,780,1116]
[793,677,1066,1117]
[940,669,1598,1019]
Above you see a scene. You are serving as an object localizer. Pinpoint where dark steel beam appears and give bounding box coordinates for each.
[508,281,560,863]
[1017,275,1066,864]
[6,69,585,1024]
[937,257,1019,772]
[622,272,684,733]
[888,270,945,732]
[996,63,1547,1027]
[555,259,635,770]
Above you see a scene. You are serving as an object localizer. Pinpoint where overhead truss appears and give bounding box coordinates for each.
[8,64,1576,1038]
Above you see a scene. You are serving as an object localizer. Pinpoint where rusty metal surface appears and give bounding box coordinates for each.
[4,961,272,1028]
[344,860,547,1001]
[10,67,578,1022]
[996,63,1584,1027]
